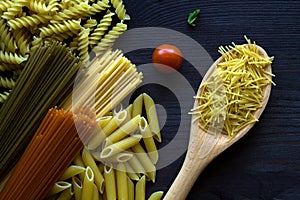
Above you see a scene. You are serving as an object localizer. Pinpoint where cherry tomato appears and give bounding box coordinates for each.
[152,44,183,73]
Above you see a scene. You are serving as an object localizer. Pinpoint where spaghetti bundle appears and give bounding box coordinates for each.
[191,37,275,137]
[0,107,99,200]
[0,43,82,179]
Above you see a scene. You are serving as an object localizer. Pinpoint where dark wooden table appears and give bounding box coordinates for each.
[120,1,300,199]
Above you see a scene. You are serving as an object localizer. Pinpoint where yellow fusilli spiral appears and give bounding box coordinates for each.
[2,0,29,20]
[8,14,49,30]
[0,91,10,103]
[0,76,16,89]
[39,19,81,37]
[0,19,17,53]
[93,22,127,53]
[0,51,28,64]
[78,28,90,62]
[83,18,97,31]
[90,0,110,15]
[0,63,21,72]
[28,0,50,15]
[110,0,130,20]
[89,12,114,46]
[0,1,12,13]
[30,36,43,52]
[47,0,60,13]
[51,3,92,22]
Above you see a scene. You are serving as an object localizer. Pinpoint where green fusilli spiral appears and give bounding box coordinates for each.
[0,76,16,89]
[0,51,28,64]
[0,91,10,103]
[8,14,49,30]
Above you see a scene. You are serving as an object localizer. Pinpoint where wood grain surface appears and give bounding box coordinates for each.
[122,1,300,199]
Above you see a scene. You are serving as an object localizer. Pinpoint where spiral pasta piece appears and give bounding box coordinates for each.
[0,91,10,104]
[8,14,49,30]
[28,0,50,15]
[51,3,93,22]
[0,19,17,53]
[110,0,130,20]
[93,22,127,53]
[39,19,81,37]
[78,28,90,62]
[0,1,12,13]
[83,18,97,31]
[90,0,110,15]
[0,76,16,89]
[1,0,29,20]
[30,36,43,52]
[0,51,28,64]
[47,0,60,13]
[89,12,114,46]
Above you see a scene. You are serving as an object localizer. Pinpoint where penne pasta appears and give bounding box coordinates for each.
[103,164,117,200]
[113,103,123,115]
[127,154,146,175]
[101,135,142,159]
[132,94,143,117]
[135,175,146,200]
[82,148,105,193]
[72,176,83,200]
[143,93,161,142]
[105,115,141,144]
[125,104,133,119]
[98,152,134,164]
[47,181,72,197]
[97,116,113,128]
[125,163,140,181]
[57,187,74,200]
[60,165,86,180]
[127,177,135,200]
[116,163,128,200]
[82,166,94,200]
[132,144,156,183]
[147,191,164,200]
[88,110,127,150]
[139,117,159,164]
[73,154,86,181]
[92,183,99,200]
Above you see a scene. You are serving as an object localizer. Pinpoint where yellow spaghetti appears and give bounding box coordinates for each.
[191,37,275,137]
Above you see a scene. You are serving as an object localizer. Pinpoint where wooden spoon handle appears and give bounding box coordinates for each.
[163,158,209,200]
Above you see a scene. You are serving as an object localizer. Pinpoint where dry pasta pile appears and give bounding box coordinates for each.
[191,37,275,137]
[0,107,99,200]
[0,0,129,106]
[47,93,164,200]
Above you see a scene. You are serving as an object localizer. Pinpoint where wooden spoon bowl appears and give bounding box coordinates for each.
[164,44,273,200]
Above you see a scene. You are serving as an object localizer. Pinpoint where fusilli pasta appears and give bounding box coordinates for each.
[1,0,29,20]
[110,0,130,20]
[0,51,28,64]
[0,91,10,103]
[78,28,90,62]
[39,19,81,37]
[8,14,49,30]
[0,76,16,89]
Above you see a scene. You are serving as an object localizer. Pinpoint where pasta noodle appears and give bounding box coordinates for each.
[101,135,142,159]
[127,177,134,200]
[72,176,83,200]
[0,91,9,103]
[48,181,72,197]
[57,187,74,200]
[103,164,117,200]
[116,163,128,200]
[77,28,90,62]
[191,37,275,136]
[148,191,164,200]
[132,94,143,117]
[135,175,146,200]
[0,76,15,89]
[139,117,159,164]
[82,166,94,200]
[59,165,86,180]
[110,0,130,20]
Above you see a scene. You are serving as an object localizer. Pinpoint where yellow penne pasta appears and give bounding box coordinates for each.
[101,135,142,159]
[60,165,86,180]
[47,181,72,197]
[92,183,99,200]
[127,154,146,175]
[82,166,94,200]
[88,110,127,150]
[125,162,140,181]
[57,187,74,200]
[82,148,105,193]
[97,116,113,128]
[104,164,117,200]
[105,115,141,144]
[127,177,135,200]
[116,163,128,200]
[132,94,143,117]
[99,152,133,164]
[139,117,159,164]
[125,104,133,119]
[113,103,123,115]
[147,191,164,200]
[135,175,146,200]
[143,93,161,142]
[132,144,156,183]
[72,176,82,200]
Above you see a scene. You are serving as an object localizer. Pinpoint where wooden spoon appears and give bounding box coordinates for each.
[163,44,273,200]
